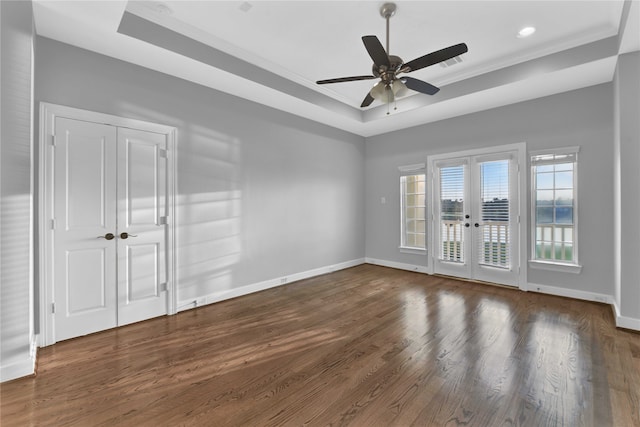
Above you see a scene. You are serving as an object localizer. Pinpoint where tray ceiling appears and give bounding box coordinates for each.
[33,1,638,136]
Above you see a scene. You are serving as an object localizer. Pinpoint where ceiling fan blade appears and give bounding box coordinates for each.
[362,35,390,68]
[361,92,375,108]
[316,75,377,84]
[403,43,468,73]
[402,77,440,95]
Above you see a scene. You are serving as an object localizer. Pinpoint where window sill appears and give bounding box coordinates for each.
[399,247,427,255]
[528,260,582,274]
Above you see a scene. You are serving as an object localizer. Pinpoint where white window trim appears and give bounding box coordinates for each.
[529,259,582,274]
[530,146,581,270]
[399,163,426,173]
[399,246,427,254]
[427,142,527,287]
[530,146,580,157]
[399,164,426,252]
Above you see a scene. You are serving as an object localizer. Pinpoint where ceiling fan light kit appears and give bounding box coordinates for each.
[316,2,468,113]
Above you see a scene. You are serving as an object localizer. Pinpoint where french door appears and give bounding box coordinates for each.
[431,149,521,286]
[51,117,169,342]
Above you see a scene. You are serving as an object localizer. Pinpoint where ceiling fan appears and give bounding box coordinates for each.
[316,2,468,111]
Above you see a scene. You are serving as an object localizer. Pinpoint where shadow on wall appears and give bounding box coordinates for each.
[116,102,243,310]
[176,124,243,307]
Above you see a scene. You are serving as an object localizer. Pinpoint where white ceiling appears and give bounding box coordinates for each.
[32,1,639,137]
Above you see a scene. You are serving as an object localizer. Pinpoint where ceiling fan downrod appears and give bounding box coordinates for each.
[380,3,396,55]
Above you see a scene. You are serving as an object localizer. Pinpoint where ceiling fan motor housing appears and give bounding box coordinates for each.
[372,55,404,83]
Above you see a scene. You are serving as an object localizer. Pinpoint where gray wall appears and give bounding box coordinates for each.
[365,84,614,296]
[34,37,365,309]
[614,51,640,322]
[0,0,34,381]
[1,17,635,384]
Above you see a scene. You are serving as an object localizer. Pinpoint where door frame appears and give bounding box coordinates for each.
[426,142,527,290]
[38,102,178,346]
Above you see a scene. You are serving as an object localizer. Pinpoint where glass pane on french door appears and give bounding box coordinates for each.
[477,159,510,269]
[439,165,465,263]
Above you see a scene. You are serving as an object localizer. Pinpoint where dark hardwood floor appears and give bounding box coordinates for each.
[2,264,639,426]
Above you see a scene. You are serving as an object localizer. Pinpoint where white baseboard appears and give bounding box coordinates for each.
[529,282,640,331]
[364,257,430,274]
[611,300,640,331]
[177,258,365,312]
[0,335,37,382]
[527,282,612,304]
[616,315,640,330]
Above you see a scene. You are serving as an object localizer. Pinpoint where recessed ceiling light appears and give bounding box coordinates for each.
[239,2,253,13]
[517,26,536,38]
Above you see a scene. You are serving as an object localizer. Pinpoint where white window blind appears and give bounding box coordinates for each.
[478,159,510,268]
[439,164,465,262]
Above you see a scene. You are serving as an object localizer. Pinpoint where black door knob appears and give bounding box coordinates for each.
[465,223,470,228]
[474,223,480,227]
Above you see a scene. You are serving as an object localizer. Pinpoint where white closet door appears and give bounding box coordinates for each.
[53,117,118,341]
[52,119,168,342]
[116,127,168,326]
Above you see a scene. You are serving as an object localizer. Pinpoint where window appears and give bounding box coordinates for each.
[478,159,511,268]
[400,164,426,251]
[438,163,465,262]
[531,148,579,266]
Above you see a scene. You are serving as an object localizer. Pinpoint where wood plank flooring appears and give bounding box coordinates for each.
[2,264,639,426]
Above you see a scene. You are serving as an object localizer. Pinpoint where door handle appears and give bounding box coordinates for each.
[98,233,115,240]
[465,223,470,228]
[120,232,138,239]
[474,223,480,227]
